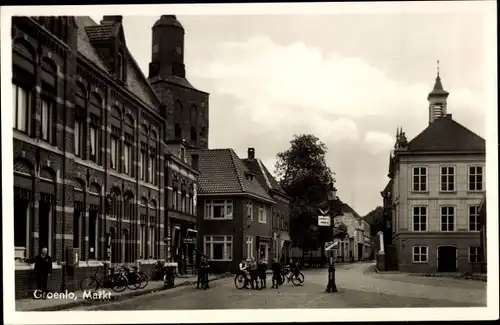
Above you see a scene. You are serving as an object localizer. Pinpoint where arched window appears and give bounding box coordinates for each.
[109,226,118,263]
[39,167,56,257]
[174,101,183,139]
[40,58,57,144]
[149,200,157,259]
[12,39,35,135]
[124,114,134,127]
[122,228,130,263]
[88,183,101,260]
[74,82,87,158]
[73,178,85,258]
[13,158,34,259]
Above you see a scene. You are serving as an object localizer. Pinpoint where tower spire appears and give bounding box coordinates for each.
[427,61,449,123]
[437,59,440,77]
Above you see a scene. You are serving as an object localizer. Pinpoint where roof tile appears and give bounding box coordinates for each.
[189,149,274,202]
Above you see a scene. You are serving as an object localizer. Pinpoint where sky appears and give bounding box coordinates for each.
[88,6,490,216]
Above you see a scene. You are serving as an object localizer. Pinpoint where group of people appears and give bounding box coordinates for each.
[239,257,299,290]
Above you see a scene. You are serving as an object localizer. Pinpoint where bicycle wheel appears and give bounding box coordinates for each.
[234,274,246,289]
[80,276,99,292]
[127,273,142,290]
[280,274,286,285]
[291,272,304,286]
[111,274,128,292]
[138,271,149,289]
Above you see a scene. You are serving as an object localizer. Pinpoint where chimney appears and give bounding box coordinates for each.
[101,16,123,25]
[191,154,199,170]
[445,113,452,119]
[247,148,255,160]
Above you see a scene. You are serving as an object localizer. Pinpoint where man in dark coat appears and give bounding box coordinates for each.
[271,258,282,289]
[197,255,210,289]
[33,247,52,298]
[258,258,267,289]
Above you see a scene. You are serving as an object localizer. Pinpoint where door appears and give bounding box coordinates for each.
[357,243,363,261]
[437,246,457,272]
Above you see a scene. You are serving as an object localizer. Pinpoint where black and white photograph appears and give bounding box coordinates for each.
[1,1,498,324]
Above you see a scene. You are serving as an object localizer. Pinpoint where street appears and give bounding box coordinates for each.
[71,262,486,310]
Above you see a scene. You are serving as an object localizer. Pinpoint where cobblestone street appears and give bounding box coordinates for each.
[71,263,486,310]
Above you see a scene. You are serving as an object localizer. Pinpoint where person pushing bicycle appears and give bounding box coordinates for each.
[197,255,210,289]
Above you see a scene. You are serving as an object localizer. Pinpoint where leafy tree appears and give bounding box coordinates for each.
[363,206,384,236]
[275,134,334,254]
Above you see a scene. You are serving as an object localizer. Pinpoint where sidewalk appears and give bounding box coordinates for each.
[373,266,487,282]
[16,273,229,312]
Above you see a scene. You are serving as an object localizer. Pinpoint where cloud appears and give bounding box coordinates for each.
[363,131,395,155]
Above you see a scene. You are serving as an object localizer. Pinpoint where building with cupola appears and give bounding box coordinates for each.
[379,71,485,273]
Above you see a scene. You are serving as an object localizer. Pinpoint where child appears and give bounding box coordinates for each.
[258,259,267,288]
[271,258,281,289]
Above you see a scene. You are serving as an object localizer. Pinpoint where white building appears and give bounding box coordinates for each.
[333,203,365,261]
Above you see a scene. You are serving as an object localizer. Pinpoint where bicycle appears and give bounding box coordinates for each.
[80,266,129,292]
[131,265,149,289]
[234,270,251,290]
[118,265,143,290]
[281,266,305,286]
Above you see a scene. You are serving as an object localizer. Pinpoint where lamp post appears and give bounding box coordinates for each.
[324,181,339,293]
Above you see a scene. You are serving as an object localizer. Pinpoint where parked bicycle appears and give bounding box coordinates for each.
[281,266,305,286]
[80,266,128,292]
[118,265,144,290]
[132,265,149,289]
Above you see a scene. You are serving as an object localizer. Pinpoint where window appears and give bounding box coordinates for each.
[469,247,481,263]
[140,151,146,180]
[88,209,98,259]
[14,188,31,259]
[73,205,82,249]
[74,119,83,157]
[89,126,98,162]
[205,200,233,220]
[245,236,254,260]
[246,201,253,221]
[150,154,156,184]
[117,53,124,80]
[188,195,194,215]
[412,167,427,192]
[148,226,155,259]
[181,192,187,212]
[148,155,153,183]
[468,205,480,232]
[12,84,31,133]
[172,188,178,210]
[123,143,131,174]
[110,136,118,170]
[469,166,484,191]
[258,205,267,223]
[440,206,455,232]
[412,206,427,231]
[139,223,146,259]
[412,246,428,263]
[204,236,232,261]
[440,166,455,191]
[41,98,53,142]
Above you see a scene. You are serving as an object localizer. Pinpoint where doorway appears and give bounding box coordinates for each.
[357,243,363,261]
[437,246,457,272]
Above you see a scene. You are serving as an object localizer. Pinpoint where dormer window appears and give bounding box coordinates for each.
[244,171,254,182]
[117,53,125,81]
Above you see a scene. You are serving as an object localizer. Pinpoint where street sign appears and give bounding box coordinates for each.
[318,215,331,226]
[325,242,338,251]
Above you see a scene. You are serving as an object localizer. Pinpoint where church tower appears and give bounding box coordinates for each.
[149,15,209,149]
[427,61,449,124]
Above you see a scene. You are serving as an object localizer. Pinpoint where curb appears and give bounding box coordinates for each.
[23,275,227,312]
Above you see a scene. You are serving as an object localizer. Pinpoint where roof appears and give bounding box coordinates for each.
[153,15,184,30]
[187,149,275,203]
[148,74,206,94]
[74,16,160,108]
[340,202,362,219]
[428,75,449,98]
[382,179,392,193]
[405,115,485,153]
[242,158,290,199]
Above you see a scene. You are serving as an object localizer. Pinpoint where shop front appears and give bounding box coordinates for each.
[170,218,197,275]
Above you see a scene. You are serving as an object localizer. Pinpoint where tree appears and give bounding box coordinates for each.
[363,206,384,236]
[275,134,334,254]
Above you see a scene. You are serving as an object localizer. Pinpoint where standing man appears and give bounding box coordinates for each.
[33,247,52,298]
[249,257,259,290]
[271,258,281,289]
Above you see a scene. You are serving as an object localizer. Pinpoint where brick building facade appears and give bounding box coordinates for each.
[11,15,204,298]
